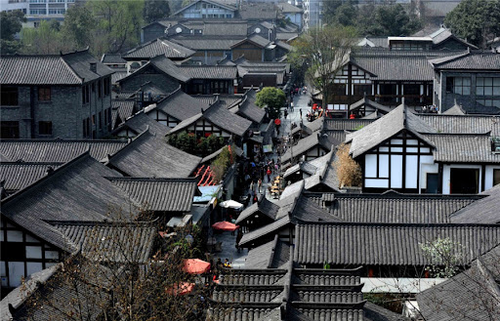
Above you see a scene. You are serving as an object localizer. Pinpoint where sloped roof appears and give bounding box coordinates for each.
[450,184,500,224]
[1,49,114,85]
[0,139,128,163]
[0,162,61,193]
[109,177,199,212]
[423,133,500,163]
[236,196,280,225]
[294,223,500,266]
[308,192,477,224]
[113,111,171,137]
[235,90,266,124]
[123,38,195,60]
[179,65,237,79]
[245,235,291,269]
[416,114,500,136]
[112,99,135,128]
[276,2,303,13]
[417,245,500,321]
[118,55,190,84]
[346,104,437,158]
[349,97,392,115]
[150,87,212,121]
[0,154,137,253]
[106,131,201,178]
[239,216,292,247]
[430,51,500,70]
[174,0,236,16]
[170,36,242,50]
[239,2,277,20]
[101,53,126,64]
[281,133,333,163]
[232,34,271,48]
[324,118,376,131]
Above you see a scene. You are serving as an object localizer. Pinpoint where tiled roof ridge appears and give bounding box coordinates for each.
[430,50,471,66]
[0,161,63,165]
[106,176,197,182]
[423,132,492,136]
[47,220,156,227]
[0,138,129,143]
[105,129,151,161]
[296,222,500,227]
[0,151,91,206]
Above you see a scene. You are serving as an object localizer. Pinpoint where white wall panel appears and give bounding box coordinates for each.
[365,178,389,188]
[405,155,418,188]
[365,154,377,177]
[379,154,389,178]
[390,155,403,188]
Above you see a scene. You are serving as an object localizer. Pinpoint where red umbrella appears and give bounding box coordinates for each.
[183,259,210,274]
[212,221,239,231]
[274,119,281,126]
[165,282,195,296]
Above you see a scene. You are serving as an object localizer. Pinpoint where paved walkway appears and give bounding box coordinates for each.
[209,90,312,269]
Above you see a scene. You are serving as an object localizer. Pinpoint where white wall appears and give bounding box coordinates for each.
[485,165,500,190]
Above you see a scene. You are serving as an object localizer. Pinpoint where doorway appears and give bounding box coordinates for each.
[450,168,479,194]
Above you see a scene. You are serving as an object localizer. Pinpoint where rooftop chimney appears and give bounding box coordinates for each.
[90,62,97,73]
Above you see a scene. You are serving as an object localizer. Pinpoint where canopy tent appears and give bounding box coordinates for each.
[219,200,244,210]
[165,282,195,296]
[183,259,210,274]
[212,221,240,231]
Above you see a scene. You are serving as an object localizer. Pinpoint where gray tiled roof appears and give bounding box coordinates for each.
[113,111,171,137]
[239,216,292,247]
[450,184,500,224]
[417,246,500,321]
[346,104,437,158]
[0,162,61,193]
[239,2,277,20]
[245,236,291,269]
[53,221,156,263]
[106,131,201,178]
[109,177,198,212]
[118,55,190,84]
[236,196,280,225]
[349,97,391,115]
[232,34,271,48]
[174,0,237,15]
[0,154,137,253]
[281,133,332,163]
[170,36,242,50]
[179,65,237,79]
[276,32,298,41]
[101,53,126,64]
[430,51,500,70]
[416,114,500,136]
[308,193,476,224]
[1,49,114,85]
[0,139,128,163]
[235,90,266,124]
[294,223,500,266]
[112,99,135,127]
[151,87,212,121]
[123,38,195,59]
[276,2,302,13]
[218,270,287,286]
[423,133,500,163]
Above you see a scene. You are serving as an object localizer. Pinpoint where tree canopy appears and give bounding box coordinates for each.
[255,87,286,120]
[444,0,500,48]
[143,0,171,23]
[289,26,358,108]
[0,10,26,55]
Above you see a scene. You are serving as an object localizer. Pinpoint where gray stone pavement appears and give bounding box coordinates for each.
[209,90,313,269]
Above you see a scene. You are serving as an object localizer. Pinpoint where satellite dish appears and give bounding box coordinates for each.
[176,27,182,33]
[255,27,261,34]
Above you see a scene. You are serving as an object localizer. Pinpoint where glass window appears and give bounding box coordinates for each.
[452,77,471,95]
[0,121,19,138]
[1,86,18,106]
[38,121,52,135]
[38,86,51,101]
[476,77,500,96]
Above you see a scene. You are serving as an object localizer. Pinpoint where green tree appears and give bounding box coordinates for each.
[143,0,171,23]
[255,87,286,120]
[0,10,26,55]
[21,20,69,54]
[291,26,357,109]
[61,4,96,50]
[331,1,358,27]
[359,4,421,36]
[445,0,500,48]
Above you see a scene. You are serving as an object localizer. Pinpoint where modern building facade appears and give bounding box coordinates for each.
[0,0,77,28]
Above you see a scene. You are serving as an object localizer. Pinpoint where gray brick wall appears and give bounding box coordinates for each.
[1,78,112,139]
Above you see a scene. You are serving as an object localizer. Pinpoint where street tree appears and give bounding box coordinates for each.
[21,20,69,54]
[0,10,26,55]
[358,4,421,36]
[61,4,96,50]
[143,0,171,23]
[444,0,500,48]
[255,87,286,120]
[293,26,358,109]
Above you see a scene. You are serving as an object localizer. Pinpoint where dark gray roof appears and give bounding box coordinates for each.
[281,133,332,163]
[417,246,500,321]
[276,2,303,13]
[430,51,500,70]
[101,53,126,64]
[106,131,201,178]
[170,36,242,50]
[236,196,280,225]
[276,32,298,41]
[232,34,271,48]
[109,177,198,212]
[1,49,114,85]
[0,162,61,193]
[239,216,292,248]
[447,94,500,115]
[294,223,500,266]
[0,139,129,163]
[416,114,500,136]
[349,97,391,115]
[174,0,237,16]
[239,2,277,20]
[123,38,195,59]
[168,101,252,137]
[423,133,500,163]
[245,236,291,269]
[364,302,411,321]
[113,111,171,137]
[179,65,237,79]
[0,154,137,253]
[324,118,375,131]
[112,99,135,127]
[346,105,437,158]
[307,192,477,224]
[53,221,156,263]
[235,90,266,124]
[450,184,500,224]
[149,87,212,121]
[118,55,190,84]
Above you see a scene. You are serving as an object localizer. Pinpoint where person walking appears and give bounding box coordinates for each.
[284,109,288,119]
[249,180,254,194]
[258,178,262,193]
[290,101,294,112]
[299,108,302,119]
[266,167,272,182]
